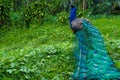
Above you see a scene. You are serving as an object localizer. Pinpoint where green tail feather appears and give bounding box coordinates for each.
[72,19,120,80]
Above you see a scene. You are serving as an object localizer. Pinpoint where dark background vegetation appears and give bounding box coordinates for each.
[0,0,120,28]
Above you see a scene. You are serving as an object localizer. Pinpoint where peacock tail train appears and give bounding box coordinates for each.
[72,19,120,80]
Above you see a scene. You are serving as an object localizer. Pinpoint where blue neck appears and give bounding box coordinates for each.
[70,7,77,25]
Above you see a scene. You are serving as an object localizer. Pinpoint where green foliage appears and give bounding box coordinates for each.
[89,0,112,14]
[107,40,120,59]
[1,0,120,28]
[0,0,11,27]
[23,1,69,27]
[23,2,46,28]
[0,45,74,79]
[0,23,75,79]
[0,0,120,78]
[55,12,69,24]
[0,16,120,79]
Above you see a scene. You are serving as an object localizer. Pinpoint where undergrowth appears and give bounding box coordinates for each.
[0,16,120,79]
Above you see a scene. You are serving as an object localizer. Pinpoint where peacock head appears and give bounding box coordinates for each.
[71,18,91,32]
[71,18,83,31]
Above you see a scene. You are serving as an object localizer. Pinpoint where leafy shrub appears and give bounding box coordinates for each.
[0,1,11,27]
[55,11,69,24]
[23,2,47,28]
[23,0,70,27]
[107,40,120,58]
[0,44,74,80]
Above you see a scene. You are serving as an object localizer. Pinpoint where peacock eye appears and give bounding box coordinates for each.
[80,23,83,25]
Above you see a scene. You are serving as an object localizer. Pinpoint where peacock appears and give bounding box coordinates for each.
[70,5,120,80]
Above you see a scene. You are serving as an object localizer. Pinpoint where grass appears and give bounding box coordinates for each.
[0,15,120,79]
[0,23,72,53]
[91,16,120,40]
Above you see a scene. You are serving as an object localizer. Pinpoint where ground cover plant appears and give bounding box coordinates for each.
[0,15,120,80]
